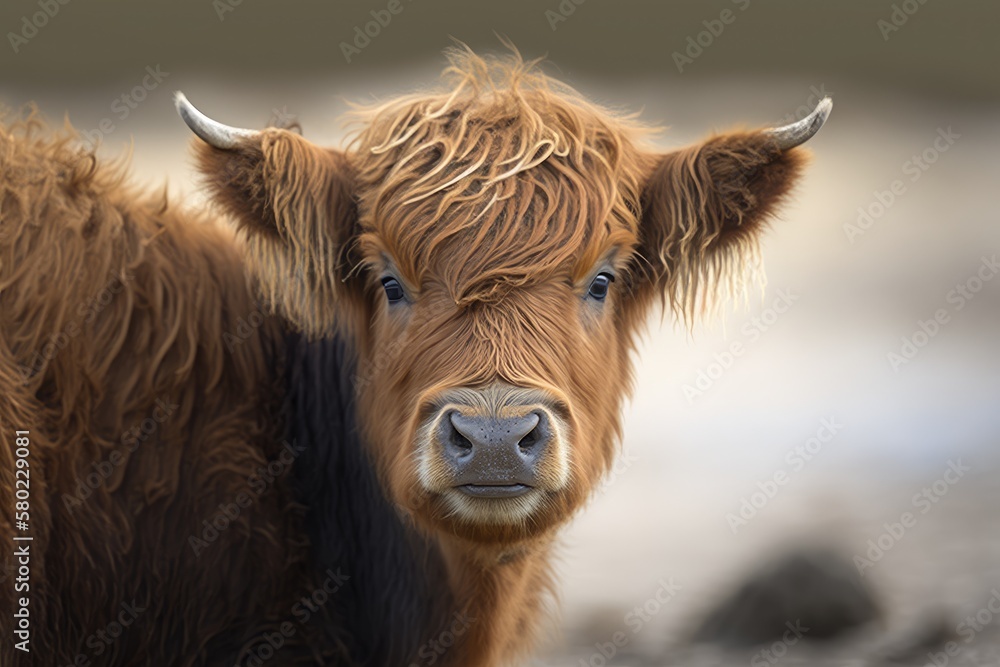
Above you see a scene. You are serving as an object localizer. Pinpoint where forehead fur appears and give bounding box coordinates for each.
[347,48,655,304]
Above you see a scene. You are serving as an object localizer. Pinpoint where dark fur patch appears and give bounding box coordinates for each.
[283,331,453,665]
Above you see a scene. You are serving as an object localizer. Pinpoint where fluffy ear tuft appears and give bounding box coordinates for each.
[194,130,359,337]
[633,131,809,322]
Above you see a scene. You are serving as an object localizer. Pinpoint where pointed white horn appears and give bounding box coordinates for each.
[765,97,833,150]
[174,91,259,150]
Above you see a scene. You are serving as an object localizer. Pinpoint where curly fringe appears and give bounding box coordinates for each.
[346,45,655,306]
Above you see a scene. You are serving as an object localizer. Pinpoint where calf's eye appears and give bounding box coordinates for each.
[587,272,614,301]
[380,276,405,304]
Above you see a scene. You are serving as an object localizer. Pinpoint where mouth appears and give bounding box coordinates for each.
[454,483,534,498]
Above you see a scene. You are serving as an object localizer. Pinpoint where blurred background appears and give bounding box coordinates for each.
[2,1,997,665]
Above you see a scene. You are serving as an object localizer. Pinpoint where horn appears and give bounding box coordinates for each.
[174,91,259,150]
[765,97,832,150]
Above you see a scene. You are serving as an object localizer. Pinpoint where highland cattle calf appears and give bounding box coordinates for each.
[0,49,829,666]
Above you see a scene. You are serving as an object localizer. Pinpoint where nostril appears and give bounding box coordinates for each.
[440,411,475,460]
[452,430,473,452]
[517,426,540,452]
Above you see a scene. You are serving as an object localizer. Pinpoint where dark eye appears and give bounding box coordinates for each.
[587,272,614,301]
[380,276,405,304]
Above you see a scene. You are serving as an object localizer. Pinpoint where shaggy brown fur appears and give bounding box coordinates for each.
[0,113,324,666]
[1,47,813,667]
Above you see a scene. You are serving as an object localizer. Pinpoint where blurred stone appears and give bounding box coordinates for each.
[875,612,956,663]
[691,547,881,648]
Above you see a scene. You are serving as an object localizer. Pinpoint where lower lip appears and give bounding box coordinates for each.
[455,484,534,498]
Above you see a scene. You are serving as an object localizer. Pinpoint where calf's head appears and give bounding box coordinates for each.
[178,52,829,547]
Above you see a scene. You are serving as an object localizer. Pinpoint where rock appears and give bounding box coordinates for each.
[691,546,881,648]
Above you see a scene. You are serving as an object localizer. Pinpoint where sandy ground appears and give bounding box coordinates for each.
[3,71,998,666]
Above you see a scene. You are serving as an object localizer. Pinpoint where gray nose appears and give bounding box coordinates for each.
[440,411,551,493]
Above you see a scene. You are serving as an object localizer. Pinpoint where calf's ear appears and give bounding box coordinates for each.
[175,92,359,337]
[631,98,831,321]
